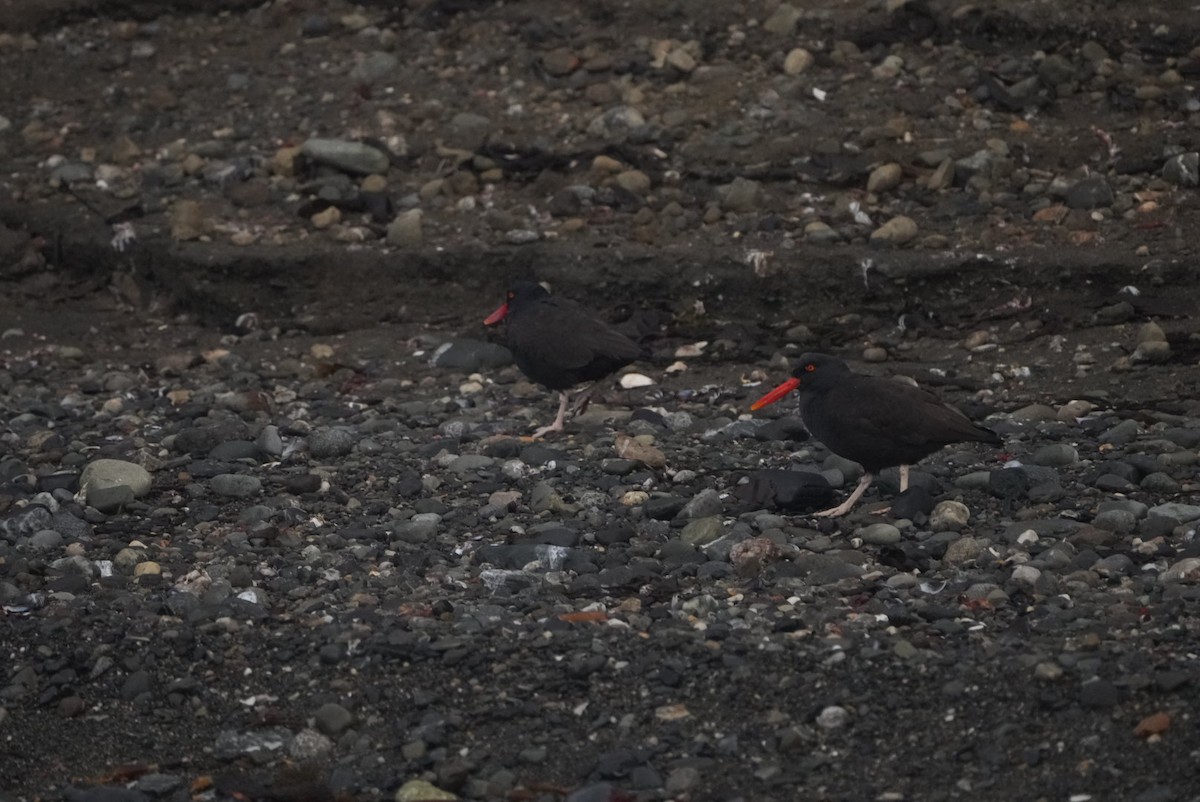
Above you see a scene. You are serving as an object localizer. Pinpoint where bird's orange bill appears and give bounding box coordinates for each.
[750,377,800,410]
[483,302,510,325]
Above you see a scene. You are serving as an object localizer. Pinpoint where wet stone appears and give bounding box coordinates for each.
[1162,152,1199,187]
[1147,503,1200,524]
[1140,472,1181,493]
[857,523,901,545]
[300,138,389,176]
[679,516,723,547]
[1092,509,1137,533]
[81,459,152,499]
[1029,444,1078,467]
[314,702,354,735]
[308,427,358,458]
[1094,474,1136,492]
[86,484,136,512]
[1064,176,1113,209]
[678,488,723,520]
[210,474,262,498]
[1079,678,1119,708]
[213,728,292,761]
[989,468,1030,499]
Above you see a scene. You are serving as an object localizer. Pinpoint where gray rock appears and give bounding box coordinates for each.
[587,106,645,141]
[446,111,493,151]
[51,510,93,540]
[1101,419,1139,445]
[929,500,970,532]
[1064,176,1113,209]
[870,215,919,246]
[867,163,902,194]
[1161,558,1200,583]
[81,459,152,501]
[49,161,95,186]
[209,440,261,461]
[1029,444,1078,467]
[430,339,513,371]
[308,427,357,458]
[1140,472,1181,493]
[1092,509,1136,534]
[87,484,136,512]
[678,488,723,520]
[1147,503,1200,524]
[28,529,63,549]
[762,3,801,34]
[1079,678,1119,708]
[314,702,354,735]
[448,454,495,475]
[943,536,989,565]
[1132,340,1171,363]
[1037,54,1077,85]
[857,522,901,545]
[718,177,762,213]
[1010,564,1042,588]
[213,728,292,761]
[300,138,389,176]
[210,474,262,498]
[680,516,724,547]
[387,209,423,246]
[290,728,334,760]
[256,425,283,457]
[134,774,183,795]
[1162,153,1199,187]
[350,51,399,85]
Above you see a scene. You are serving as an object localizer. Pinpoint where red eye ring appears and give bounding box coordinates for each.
[805,363,816,372]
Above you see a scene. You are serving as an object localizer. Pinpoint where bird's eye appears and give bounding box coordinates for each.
[805,363,816,372]
[507,292,514,300]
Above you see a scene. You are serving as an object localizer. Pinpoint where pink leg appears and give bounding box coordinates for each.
[814,472,875,518]
[532,392,570,438]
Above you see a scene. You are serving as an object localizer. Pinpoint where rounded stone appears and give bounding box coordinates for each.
[308,427,358,459]
[80,459,152,499]
[870,215,918,245]
[929,500,970,532]
[857,522,901,545]
[867,163,903,194]
[210,474,263,498]
[314,702,354,735]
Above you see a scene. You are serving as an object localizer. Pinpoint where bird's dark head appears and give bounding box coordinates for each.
[750,353,849,410]
[484,281,550,325]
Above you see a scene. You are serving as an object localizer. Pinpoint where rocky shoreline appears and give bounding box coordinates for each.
[3,1,1200,801]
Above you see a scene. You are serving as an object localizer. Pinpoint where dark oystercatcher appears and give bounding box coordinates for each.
[484,281,642,437]
[750,353,1002,517]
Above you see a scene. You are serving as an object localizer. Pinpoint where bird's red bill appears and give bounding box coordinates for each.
[483,302,509,325]
[750,377,800,410]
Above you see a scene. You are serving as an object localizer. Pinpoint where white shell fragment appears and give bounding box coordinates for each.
[619,373,656,389]
[674,341,708,358]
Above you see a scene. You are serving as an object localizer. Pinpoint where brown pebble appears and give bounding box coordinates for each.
[1134,712,1171,737]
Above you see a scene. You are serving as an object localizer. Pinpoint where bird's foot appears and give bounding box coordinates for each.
[530,422,564,439]
[813,502,855,518]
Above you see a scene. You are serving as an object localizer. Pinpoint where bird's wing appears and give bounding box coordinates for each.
[510,297,641,370]
[850,377,994,446]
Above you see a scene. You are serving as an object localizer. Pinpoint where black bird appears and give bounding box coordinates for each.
[484,281,641,437]
[751,353,1002,517]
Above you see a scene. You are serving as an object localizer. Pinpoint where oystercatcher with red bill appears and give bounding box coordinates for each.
[484,281,642,438]
[750,353,1002,517]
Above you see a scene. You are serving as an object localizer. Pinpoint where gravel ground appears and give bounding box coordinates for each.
[2,1,1200,801]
